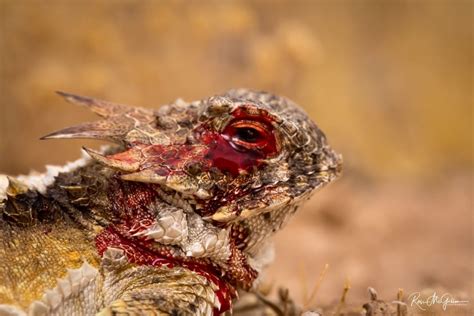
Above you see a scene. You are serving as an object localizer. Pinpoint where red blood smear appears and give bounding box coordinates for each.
[203,131,263,176]
[95,182,235,313]
[95,227,234,314]
[106,144,210,173]
[141,144,209,171]
[110,180,157,225]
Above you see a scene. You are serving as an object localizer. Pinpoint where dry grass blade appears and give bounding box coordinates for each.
[333,277,351,316]
[299,262,309,307]
[304,263,329,309]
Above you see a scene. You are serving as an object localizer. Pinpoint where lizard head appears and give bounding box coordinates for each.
[42,89,342,293]
[44,89,341,223]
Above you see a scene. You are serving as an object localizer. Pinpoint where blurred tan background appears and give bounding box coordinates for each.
[0,0,472,312]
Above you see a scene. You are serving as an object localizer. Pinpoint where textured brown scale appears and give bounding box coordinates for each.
[0,89,342,315]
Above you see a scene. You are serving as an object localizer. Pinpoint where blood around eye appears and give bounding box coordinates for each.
[201,130,264,176]
[196,106,279,176]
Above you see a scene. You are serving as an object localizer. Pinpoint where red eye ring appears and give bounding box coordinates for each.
[197,107,280,175]
[222,119,278,155]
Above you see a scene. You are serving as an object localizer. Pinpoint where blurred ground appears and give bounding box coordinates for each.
[0,1,472,314]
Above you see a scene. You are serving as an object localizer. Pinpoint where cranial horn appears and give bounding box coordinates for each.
[41,92,157,145]
[40,120,122,142]
[56,91,132,118]
[82,147,140,172]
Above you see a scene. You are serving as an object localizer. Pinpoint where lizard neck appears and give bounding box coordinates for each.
[1,158,259,312]
[50,160,255,310]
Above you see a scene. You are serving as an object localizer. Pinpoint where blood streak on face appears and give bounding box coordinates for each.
[198,106,279,176]
[80,106,280,181]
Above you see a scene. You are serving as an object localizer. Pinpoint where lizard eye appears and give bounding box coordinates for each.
[223,120,276,153]
[235,127,261,143]
[199,107,280,175]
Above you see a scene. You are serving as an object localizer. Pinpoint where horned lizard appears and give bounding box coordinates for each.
[0,89,342,315]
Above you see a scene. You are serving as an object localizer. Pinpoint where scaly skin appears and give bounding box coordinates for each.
[0,89,342,315]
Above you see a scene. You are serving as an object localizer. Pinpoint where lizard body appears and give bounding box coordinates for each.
[0,89,342,315]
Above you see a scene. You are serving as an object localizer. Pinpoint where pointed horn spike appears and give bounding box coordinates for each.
[82,147,139,172]
[82,146,107,161]
[56,91,131,118]
[56,91,97,106]
[40,121,120,142]
[120,169,167,184]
